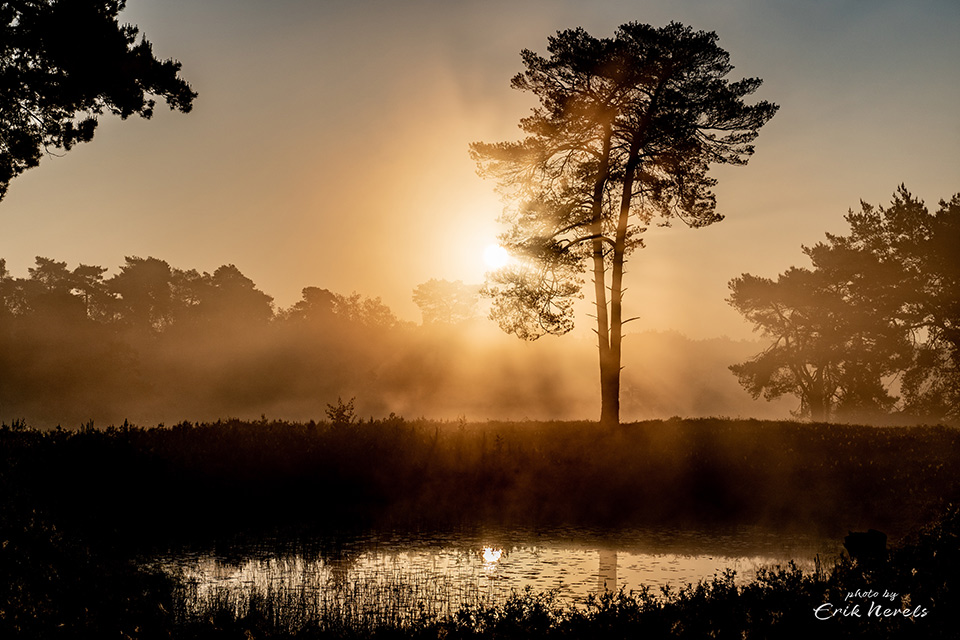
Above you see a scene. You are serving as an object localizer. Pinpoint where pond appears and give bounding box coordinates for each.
[145,525,842,624]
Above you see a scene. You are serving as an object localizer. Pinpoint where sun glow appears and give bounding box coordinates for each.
[482,244,510,270]
[481,547,503,564]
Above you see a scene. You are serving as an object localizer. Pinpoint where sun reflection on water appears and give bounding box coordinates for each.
[481,547,503,564]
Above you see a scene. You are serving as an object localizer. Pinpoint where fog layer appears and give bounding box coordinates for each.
[0,256,790,428]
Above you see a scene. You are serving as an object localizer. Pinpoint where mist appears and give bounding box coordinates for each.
[0,255,794,429]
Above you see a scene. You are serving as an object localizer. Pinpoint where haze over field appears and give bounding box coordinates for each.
[2,0,957,341]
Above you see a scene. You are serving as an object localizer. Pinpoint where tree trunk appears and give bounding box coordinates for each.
[809,396,827,422]
[808,368,830,422]
[591,121,616,427]
[596,133,646,429]
[599,351,620,427]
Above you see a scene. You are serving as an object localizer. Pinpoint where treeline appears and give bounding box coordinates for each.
[730,187,960,423]
[0,256,412,425]
[0,255,788,427]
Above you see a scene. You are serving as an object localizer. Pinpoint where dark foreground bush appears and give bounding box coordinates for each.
[0,506,176,639]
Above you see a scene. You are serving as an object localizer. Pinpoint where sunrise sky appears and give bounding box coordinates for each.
[2,0,957,339]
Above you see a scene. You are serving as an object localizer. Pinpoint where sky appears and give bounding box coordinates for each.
[2,0,958,340]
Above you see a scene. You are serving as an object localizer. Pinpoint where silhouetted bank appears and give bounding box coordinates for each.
[3,417,957,546]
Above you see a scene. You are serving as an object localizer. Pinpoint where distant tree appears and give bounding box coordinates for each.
[0,257,112,320]
[825,187,960,419]
[0,258,13,320]
[0,0,196,200]
[331,292,402,330]
[282,287,403,330]
[412,279,480,325]
[167,267,204,319]
[70,263,111,320]
[27,256,71,289]
[283,286,337,323]
[728,265,908,422]
[162,264,274,330]
[199,265,274,325]
[471,22,777,425]
[26,256,90,322]
[729,186,960,422]
[107,256,175,332]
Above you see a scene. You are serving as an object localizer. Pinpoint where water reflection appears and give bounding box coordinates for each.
[481,546,503,565]
[147,526,840,618]
[598,549,617,594]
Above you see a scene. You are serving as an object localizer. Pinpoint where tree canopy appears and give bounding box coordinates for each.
[728,262,909,422]
[412,279,480,326]
[730,186,960,422]
[472,21,777,425]
[0,0,196,200]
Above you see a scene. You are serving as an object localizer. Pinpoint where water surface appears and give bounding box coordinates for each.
[148,525,842,621]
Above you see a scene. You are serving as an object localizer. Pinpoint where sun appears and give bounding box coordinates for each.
[482,244,510,270]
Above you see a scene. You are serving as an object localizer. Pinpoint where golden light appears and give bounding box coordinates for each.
[481,547,503,564]
[482,244,510,270]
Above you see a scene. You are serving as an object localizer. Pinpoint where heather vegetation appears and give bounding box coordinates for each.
[3,417,958,542]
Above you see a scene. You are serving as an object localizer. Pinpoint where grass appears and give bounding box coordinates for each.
[168,557,501,635]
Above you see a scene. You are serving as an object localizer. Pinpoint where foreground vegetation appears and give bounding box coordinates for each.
[3,417,959,637]
[4,491,959,638]
[3,416,958,542]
